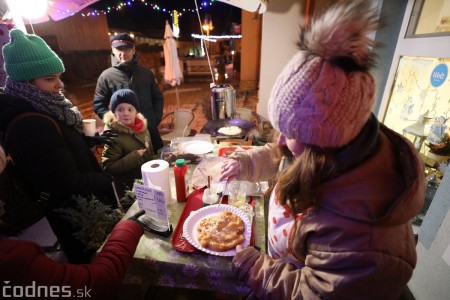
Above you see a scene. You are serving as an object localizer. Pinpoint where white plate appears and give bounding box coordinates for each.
[181,141,214,155]
[183,204,251,256]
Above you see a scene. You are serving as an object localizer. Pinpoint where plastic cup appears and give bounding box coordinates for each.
[227,181,247,207]
[202,188,219,207]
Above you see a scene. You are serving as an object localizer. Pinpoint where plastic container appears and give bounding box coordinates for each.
[202,188,219,207]
[174,158,189,202]
[227,181,247,207]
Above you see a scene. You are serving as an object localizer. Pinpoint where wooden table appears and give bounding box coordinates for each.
[118,145,267,298]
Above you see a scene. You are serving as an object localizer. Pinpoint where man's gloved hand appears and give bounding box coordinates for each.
[128,210,146,227]
[84,130,118,147]
[126,209,172,237]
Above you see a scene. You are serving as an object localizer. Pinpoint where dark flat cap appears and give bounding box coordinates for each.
[110,33,134,48]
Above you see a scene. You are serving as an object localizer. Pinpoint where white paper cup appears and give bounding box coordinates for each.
[82,119,96,136]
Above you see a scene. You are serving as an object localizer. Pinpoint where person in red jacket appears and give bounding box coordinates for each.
[0,144,145,299]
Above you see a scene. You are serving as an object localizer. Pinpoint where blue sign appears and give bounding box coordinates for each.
[430,63,448,88]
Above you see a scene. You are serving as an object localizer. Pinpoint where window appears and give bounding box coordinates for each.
[406,0,450,37]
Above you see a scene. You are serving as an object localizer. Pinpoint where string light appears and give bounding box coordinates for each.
[191,33,242,41]
[75,0,218,20]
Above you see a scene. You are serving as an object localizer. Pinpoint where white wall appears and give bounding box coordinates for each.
[257,1,304,119]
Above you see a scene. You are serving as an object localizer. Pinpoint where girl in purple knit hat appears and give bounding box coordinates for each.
[220,1,425,299]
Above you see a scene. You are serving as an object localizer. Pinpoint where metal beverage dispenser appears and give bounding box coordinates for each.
[210,84,236,120]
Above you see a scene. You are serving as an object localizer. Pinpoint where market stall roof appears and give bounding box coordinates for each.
[2,0,100,24]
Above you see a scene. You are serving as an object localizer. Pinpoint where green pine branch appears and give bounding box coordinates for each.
[55,195,122,251]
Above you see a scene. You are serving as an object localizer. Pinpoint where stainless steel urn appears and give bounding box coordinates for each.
[210,84,236,120]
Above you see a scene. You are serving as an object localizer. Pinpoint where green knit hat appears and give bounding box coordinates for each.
[2,29,65,81]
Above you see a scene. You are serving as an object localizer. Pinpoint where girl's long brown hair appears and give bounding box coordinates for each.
[277,144,339,215]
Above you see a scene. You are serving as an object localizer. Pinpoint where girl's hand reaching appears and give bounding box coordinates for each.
[219,158,240,181]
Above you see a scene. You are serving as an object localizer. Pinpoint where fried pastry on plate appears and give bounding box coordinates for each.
[196,211,245,252]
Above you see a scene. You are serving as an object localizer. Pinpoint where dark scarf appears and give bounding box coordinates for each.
[334,113,380,174]
[4,78,83,133]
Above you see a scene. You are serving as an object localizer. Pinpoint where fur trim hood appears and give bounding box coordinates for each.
[103,111,148,134]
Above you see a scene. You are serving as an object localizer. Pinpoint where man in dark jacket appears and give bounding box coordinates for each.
[93,33,164,153]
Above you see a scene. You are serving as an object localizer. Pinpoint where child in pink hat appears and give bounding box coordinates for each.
[220,1,424,299]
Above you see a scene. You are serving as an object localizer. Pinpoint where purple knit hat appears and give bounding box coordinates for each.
[268,1,379,148]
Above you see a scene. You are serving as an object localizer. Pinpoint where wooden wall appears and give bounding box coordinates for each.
[25,11,110,83]
[27,12,110,51]
[240,10,261,90]
[23,11,184,84]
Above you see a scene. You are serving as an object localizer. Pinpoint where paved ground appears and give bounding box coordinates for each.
[64,78,259,135]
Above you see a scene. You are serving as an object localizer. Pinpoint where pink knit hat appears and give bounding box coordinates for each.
[268,1,379,148]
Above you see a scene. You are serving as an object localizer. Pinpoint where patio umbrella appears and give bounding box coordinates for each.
[163,20,183,108]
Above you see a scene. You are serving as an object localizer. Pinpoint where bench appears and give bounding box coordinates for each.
[184,58,214,77]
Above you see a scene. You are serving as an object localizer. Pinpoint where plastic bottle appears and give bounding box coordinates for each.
[174,158,189,202]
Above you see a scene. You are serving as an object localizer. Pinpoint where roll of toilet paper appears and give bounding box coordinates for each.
[141,159,172,203]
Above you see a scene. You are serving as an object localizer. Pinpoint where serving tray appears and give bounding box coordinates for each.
[171,188,255,253]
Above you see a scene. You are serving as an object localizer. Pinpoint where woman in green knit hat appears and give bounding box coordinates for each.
[0,29,119,264]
